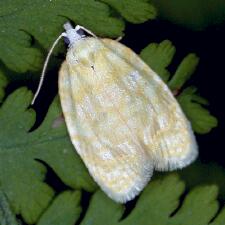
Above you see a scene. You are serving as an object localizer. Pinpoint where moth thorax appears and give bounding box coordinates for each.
[64,23,84,46]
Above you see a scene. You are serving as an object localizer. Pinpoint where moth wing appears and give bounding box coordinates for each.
[59,60,153,203]
[101,38,198,171]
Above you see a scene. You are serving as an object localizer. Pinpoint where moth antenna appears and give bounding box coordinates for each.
[31,32,66,105]
[75,24,121,41]
[75,25,98,38]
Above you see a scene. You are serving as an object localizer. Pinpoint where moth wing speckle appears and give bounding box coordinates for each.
[59,58,153,203]
[59,37,198,203]
[102,39,198,171]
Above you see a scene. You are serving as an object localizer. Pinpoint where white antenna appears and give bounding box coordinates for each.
[31,32,66,105]
[75,25,97,38]
[31,23,97,105]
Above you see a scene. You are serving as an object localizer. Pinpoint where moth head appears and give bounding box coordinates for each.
[63,23,85,46]
[31,22,97,105]
[63,22,97,47]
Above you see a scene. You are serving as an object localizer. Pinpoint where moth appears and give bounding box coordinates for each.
[32,22,198,203]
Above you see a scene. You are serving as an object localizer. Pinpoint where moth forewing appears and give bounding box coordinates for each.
[59,34,198,203]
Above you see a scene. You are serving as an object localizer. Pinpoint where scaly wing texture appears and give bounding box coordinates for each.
[59,60,153,203]
[59,38,197,202]
[102,39,198,171]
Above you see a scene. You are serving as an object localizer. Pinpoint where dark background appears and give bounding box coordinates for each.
[122,20,224,167]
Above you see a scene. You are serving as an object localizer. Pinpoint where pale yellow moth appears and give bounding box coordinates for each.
[32,22,198,203]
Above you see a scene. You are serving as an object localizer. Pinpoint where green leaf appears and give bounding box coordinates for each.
[37,191,81,225]
[140,40,217,134]
[177,87,218,133]
[80,174,224,225]
[3,172,223,225]
[210,208,225,225]
[0,0,156,74]
[169,185,219,225]
[0,87,96,224]
[178,162,225,200]
[140,40,176,82]
[119,174,185,225]
[100,0,157,23]
[140,40,199,89]
[80,191,124,225]
[151,0,225,30]
[0,70,8,103]
[168,53,199,90]
[0,188,20,225]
